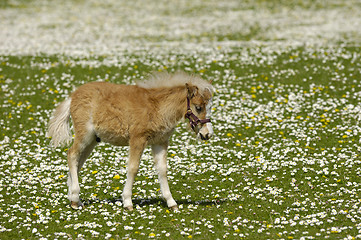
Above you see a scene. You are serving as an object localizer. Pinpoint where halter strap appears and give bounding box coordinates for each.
[185,97,211,130]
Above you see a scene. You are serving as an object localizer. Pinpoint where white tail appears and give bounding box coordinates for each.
[47,98,72,147]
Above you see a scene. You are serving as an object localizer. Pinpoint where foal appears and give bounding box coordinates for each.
[48,72,214,210]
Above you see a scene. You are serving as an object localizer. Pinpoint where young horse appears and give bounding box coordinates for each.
[48,72,214,211]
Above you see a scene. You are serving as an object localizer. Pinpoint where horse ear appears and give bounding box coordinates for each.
[186,83,198,98]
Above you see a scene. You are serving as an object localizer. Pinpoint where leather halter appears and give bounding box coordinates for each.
[185,97,211,131]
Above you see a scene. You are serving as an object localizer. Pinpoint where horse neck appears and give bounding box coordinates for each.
[150,86,187,128]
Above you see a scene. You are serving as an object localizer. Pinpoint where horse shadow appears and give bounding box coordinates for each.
[81,197,228,209]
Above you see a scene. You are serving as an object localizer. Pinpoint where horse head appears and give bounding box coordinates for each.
[185,83,214,141]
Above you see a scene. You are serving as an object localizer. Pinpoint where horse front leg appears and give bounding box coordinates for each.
[152,143,178,210]
[122,138,146,211]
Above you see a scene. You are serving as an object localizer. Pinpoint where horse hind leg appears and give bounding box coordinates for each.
[67,134,97,209]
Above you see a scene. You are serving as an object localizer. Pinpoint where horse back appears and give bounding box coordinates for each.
[70,82,158,145]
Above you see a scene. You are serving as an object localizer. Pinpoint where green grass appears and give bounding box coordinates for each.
[1,45,361,239]
[2,0,361,238]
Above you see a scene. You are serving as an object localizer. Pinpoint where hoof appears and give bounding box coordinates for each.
[124,205,134,211]
[170,205,179,211]
[70,201,83,210]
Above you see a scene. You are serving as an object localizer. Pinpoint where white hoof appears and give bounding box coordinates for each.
[170,205,179,211]
[124,205,134,211]
[70,201,83,210]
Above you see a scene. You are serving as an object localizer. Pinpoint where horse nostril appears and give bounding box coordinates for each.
[200,133,211,140]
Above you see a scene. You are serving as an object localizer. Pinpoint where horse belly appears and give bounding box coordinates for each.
[96,130,130,146]
[147,128,175,145]
[93,118,130,146]
[103,136,129,146]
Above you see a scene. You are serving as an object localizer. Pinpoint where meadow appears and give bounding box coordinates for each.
[1,0,361,239]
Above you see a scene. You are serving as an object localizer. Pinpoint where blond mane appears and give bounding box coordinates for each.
[137,71,214,94]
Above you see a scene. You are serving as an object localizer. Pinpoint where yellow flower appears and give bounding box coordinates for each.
[113,175,120,179]
[92,170,98,174]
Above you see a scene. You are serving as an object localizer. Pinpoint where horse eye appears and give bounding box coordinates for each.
[195,106,202,113]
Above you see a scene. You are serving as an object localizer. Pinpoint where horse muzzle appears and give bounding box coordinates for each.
[198,122,214,140]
